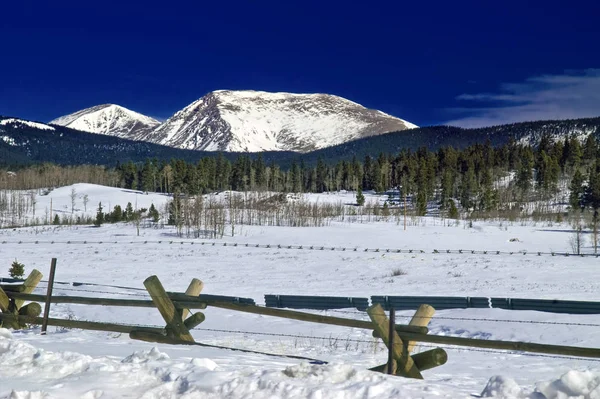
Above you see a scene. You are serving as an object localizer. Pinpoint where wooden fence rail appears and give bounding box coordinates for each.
[3,291,428,335]
[4,290,599,359]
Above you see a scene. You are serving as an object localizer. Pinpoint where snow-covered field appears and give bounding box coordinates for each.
[1,184,599,398]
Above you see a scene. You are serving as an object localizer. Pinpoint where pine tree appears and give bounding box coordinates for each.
[111,205,123,223]
[440,170,454,210]
[516,149,534,199]
[125,202,134,222]
[254,154,267,190]
[52,214,60,225]
[122,161,138,189]
[479,168,495,212]
[95,202,104,226]
[569,169,585,211]
[168,193,182,226]
[149,203,160,223]
[416,189,427,216]
[583,134,598,162]
[290,161,302,193]
[9,259,25,279]
[584,162,600,253]
[316,158,327,192]
[459,163,476,211]
[356,187,365,206]
[447,200,459,219]
[382,201,390,217]
[140,159,156,192]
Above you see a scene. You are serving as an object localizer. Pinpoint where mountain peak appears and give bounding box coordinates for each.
[50,104,160,139]
[138,90,417,152]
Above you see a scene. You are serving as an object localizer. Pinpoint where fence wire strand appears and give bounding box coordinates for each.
[191,326,600,363]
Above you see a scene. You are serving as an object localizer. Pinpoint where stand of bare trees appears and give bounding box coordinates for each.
[0,165,119,191]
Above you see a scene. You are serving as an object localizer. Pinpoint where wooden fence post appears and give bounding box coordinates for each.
[0,287,9,313]
[406,304,435,353]
[369,303,447,378]
[181,278,204,329]
[143,275,194,342]
[411,348,448,371]
[41,258,57,334]
[0,269,43,330]
[367,304,423,379]
[14,269,43,310]
[0,286,14,328]
[387,307,396,375]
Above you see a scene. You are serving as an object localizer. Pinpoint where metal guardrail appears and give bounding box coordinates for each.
[372,296,600,315]
[265,295,369,311]
[197,294,255,306]
[265,294,600,315]
[4,275,598,314]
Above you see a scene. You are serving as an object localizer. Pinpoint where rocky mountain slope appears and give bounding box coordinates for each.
[137,90,417,152]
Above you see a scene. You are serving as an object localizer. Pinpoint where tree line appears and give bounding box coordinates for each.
[3,133,600,219]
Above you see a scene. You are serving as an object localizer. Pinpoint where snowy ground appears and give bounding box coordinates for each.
[0,184,599,398]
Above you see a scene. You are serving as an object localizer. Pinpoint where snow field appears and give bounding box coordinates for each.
[0,184,599,398]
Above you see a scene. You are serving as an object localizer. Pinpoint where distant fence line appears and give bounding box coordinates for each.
[1,239,599,258]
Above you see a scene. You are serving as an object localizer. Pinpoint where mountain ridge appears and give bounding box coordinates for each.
[2,114,600,168]
[50,90,417,153]
[143,90,418,152]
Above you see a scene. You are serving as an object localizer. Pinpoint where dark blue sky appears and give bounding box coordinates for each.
[2,0,599,127]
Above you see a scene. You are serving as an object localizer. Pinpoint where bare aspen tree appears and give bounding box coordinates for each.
[29,191,37,218]
[229,190,235,237]
[83,194,89,212]
[134,196,141,236]
[70,188,77,214]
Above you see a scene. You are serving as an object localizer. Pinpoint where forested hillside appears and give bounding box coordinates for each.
[4,133,600,221]
[0,117,290,167]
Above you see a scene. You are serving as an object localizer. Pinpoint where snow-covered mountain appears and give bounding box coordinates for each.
[137,90,417,153]
[50,104,161,139]
[0,118,55,131]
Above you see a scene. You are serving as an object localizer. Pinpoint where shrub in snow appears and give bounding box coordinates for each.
[390,268,407,277]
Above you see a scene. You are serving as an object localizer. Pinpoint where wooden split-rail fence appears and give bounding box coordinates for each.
[1,265,600,379]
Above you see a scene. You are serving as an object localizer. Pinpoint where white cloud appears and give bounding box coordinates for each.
[445,69,600,128]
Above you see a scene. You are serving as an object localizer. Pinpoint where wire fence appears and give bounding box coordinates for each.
[1,239,599,257]
[3,281,600,366]
[5,283,600,332]
[189,326,600,363]
[3,279,600,328]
